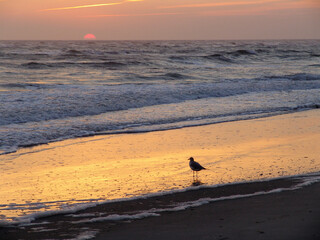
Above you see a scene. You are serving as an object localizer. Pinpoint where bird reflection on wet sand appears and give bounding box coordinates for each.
[191,179,204,186]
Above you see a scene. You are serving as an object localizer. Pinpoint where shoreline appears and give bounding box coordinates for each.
[0,109,319,239]
[0,109,306,156]
[1,173,320,239]
[95,179,320,240]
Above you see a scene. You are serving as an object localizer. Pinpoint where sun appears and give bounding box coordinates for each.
[84,34,96,40]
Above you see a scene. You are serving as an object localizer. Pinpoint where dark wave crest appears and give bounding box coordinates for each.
[63,49,84,56]
[21,62,52,69]
[267,73,320,81]
[163,72,188,79]
[229,49,257,56]
[86,61,126,68]
[204,54,234,63]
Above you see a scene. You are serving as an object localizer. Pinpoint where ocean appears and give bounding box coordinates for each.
[1,40,319,154]
[0,40,320,236]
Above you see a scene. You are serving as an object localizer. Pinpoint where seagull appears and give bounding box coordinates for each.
[188,157,206,179]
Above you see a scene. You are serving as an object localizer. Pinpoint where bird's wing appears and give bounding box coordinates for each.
[193,161,205,170]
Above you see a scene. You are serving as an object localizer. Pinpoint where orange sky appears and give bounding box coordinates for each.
[0,0,319,40]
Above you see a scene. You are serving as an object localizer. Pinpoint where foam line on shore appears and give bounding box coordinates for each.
[1,172,320,228]
[70,173,320,224]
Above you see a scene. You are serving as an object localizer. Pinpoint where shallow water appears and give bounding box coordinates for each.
[1,110,319,225]
[0,40,320,154]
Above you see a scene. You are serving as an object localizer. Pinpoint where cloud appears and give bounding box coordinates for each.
[199,0,316,16]
[159,0,289,9]
[40,0,143,11]
[84,12,182,18]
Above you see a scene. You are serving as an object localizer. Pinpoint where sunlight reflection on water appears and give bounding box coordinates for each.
[0,110,320,221]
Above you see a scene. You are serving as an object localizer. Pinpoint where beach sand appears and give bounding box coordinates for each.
[1,177,320,240]
[0,110,320,239]
[94,180,320,240]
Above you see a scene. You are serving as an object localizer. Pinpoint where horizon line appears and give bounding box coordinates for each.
[0,38,319,41]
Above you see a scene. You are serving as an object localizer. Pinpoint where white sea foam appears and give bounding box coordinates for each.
[1,88,319,154]
[72,212,160,224]
[0,202,100,226]
[1,172,319,228]
[71,230,99,240]
[71,172,320,225]
[29,227,57,232]
[67,213,104,218]
[1,40,319,153]
[17,221,50,227]
[69,186,303,225]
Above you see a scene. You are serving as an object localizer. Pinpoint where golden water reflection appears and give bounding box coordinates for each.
[1,110,320,220]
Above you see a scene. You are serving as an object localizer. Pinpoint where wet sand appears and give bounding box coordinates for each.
[0,110,320,239]
[94,181,320,240]
[1,176,320,240]
[1,110,320,221]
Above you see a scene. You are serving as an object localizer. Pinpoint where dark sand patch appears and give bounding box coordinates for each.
[1,175,320,240]
[95,180,320,240]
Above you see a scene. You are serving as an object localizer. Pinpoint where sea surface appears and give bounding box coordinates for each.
[1,40,320,238]
[1,40,320,154]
